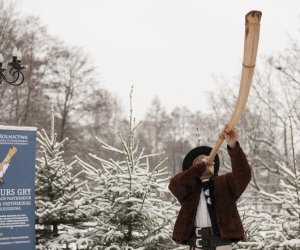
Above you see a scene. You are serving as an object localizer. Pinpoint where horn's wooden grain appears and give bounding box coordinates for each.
[208,11,262,162]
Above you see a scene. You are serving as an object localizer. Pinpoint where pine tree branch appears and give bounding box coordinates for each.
[139,158,167,212]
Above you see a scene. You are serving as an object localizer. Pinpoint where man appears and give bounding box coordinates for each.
[0,146,17,186]
[168,127,251,250]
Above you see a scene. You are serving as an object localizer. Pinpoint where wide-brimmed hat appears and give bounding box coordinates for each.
[182,146,220,175]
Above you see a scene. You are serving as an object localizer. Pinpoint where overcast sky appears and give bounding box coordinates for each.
[16,0,300,120]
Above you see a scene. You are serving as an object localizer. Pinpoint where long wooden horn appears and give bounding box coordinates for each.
[208,10,262,162]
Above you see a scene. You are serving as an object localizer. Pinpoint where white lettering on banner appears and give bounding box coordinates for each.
[0,235,31,246]
[0,189,32,196]
[0,134,29,145]
[0,134,28,140]
[17,189,31,196]
[0,189,32,211]
[0,214,30,229]
[0,189,16,196]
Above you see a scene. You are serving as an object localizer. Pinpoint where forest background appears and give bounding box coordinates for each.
[0,1,299,249]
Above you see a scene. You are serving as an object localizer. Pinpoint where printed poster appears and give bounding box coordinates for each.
[0,126,37,250]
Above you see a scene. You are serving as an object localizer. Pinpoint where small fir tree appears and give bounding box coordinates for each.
[35,105,87,246]
[77,88,178,250]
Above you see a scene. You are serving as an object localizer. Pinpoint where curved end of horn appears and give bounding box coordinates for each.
[245,10,262,25]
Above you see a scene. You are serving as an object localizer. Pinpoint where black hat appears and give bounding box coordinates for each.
[182,146,220,175]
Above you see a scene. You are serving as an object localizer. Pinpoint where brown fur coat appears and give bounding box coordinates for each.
[168,142,251,244]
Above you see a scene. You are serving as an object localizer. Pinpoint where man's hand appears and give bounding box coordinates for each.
[192,155,214,180]
[221,125,238,149]
[200,156,214,180]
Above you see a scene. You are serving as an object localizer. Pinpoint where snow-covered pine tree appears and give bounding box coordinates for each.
[258,162,300,249]
[35,105,87,247]
[233,116,300,250]
[76,87,178,250]
[232,199,277,250]
[233,162,300,250]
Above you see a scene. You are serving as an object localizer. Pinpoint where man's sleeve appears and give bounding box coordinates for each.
[168,162,206,204]
[225,141,251,200]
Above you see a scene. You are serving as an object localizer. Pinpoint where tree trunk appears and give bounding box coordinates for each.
[53,223,58,236]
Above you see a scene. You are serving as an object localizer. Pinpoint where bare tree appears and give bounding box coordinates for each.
[141,96,171,167]
[0,2,51,128]
[47,46,96,141]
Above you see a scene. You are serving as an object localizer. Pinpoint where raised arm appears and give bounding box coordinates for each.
[168,162,206,204]
[226,141,251,199]
[221,127,251,199]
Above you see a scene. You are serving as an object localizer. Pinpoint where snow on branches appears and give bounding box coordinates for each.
[76,87,178,250]
[35,105,87,247]
[234,160,300,249]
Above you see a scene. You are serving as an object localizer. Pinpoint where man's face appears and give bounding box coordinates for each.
[193,154,215,178]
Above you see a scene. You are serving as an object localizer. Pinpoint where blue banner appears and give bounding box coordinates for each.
[0,126,37,250]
